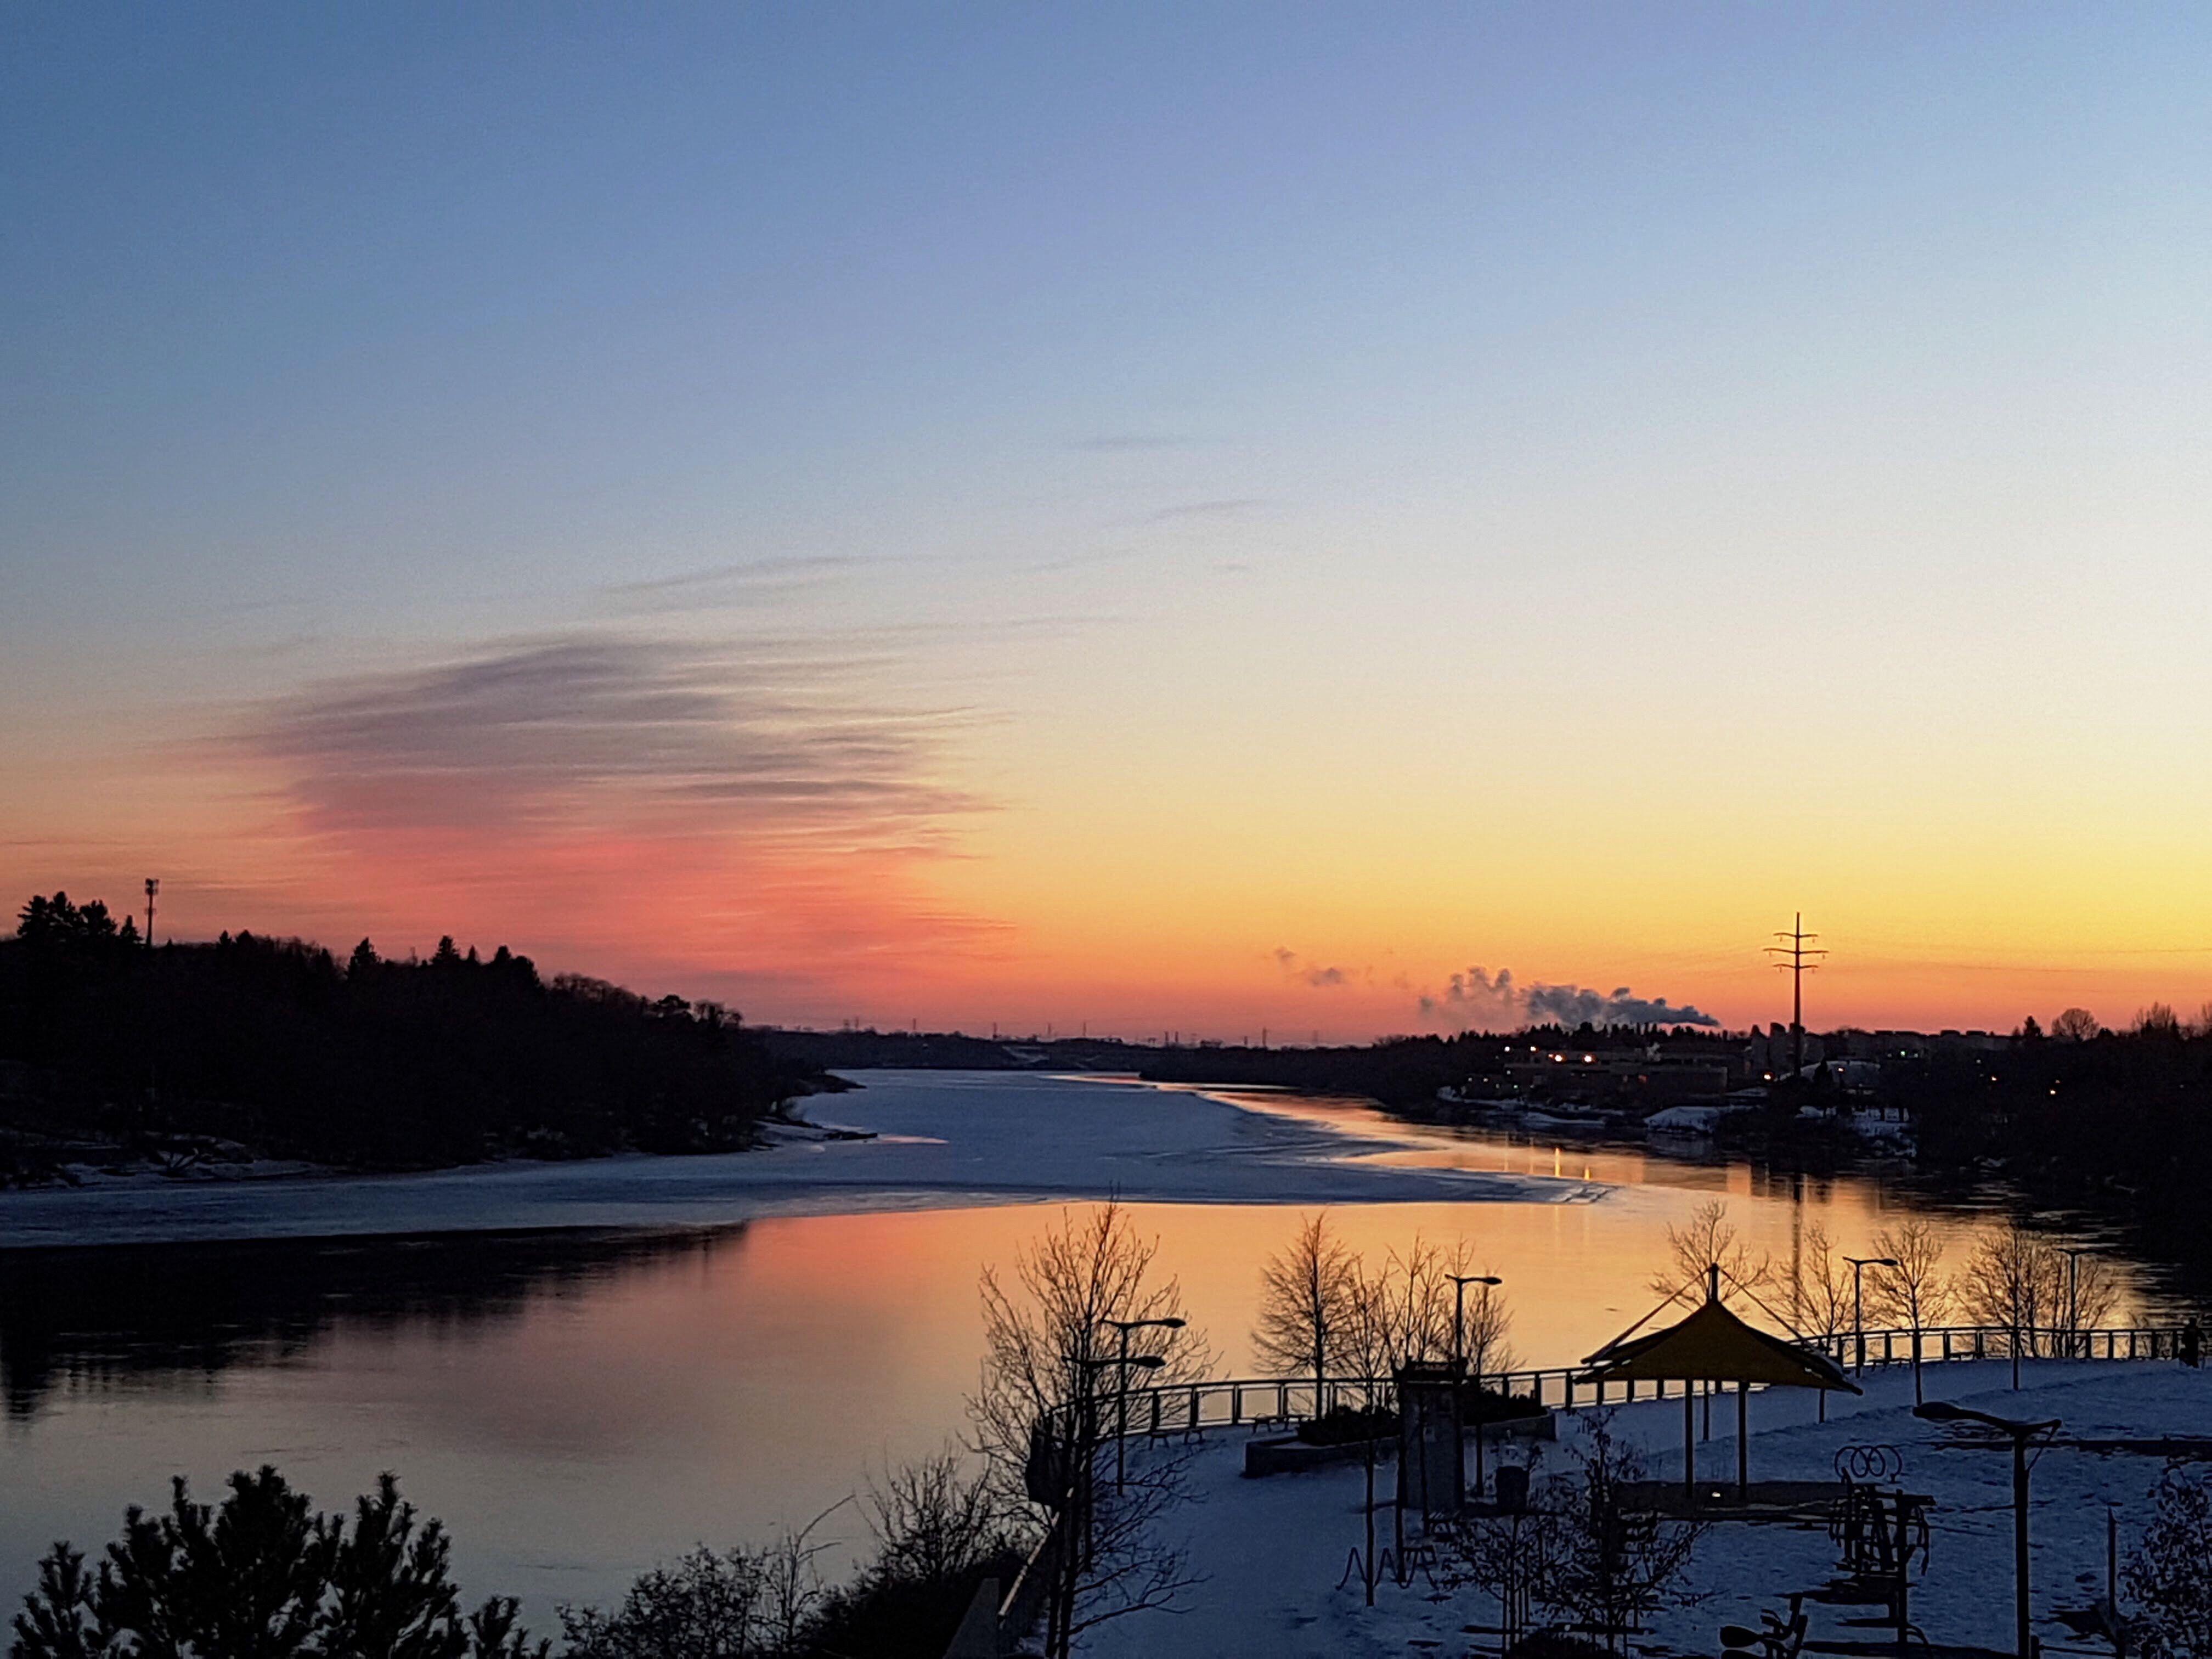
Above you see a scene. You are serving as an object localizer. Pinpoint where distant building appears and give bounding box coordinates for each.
[1501,1048,1731,1104]
[1745,1022,1824,1080]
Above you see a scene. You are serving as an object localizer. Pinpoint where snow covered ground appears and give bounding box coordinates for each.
[0,1070,1600,1247]
[1085,1357,2212,1656]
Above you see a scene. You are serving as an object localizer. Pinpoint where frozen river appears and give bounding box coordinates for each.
[0,1071,2147,1630]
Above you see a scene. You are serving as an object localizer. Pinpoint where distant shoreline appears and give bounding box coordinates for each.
[0,1070,1599,1251]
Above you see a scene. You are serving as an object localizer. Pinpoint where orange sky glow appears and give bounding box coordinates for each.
[9,12,2212,1041]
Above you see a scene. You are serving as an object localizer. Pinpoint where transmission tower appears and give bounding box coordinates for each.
[1764,912,1826,1077]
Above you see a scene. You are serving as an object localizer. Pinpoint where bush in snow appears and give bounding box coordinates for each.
[2128,1465,2212,1657]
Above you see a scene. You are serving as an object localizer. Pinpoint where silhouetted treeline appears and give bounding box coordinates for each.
[764,1023,1733,1108]
[1139,1027,1733,1108]
[1893,1022,2212,1289]
[759,1026,1086,1071]
[765,1025,1554,1100]
[1,893,817,1176]
[1139,1033,1490,1104]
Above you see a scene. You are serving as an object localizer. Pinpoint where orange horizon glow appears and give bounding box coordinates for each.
[12,14,2212,1046]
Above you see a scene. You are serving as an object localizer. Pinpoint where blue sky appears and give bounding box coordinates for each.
[7,5,2212,1031]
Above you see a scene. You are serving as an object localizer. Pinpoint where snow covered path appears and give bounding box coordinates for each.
[1085,1357,2212,1656]
[0,1070,1600,1247]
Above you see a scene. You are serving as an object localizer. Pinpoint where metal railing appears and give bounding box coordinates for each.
[1091,1322,2191,1440]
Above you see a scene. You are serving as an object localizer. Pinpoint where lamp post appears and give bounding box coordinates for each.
[2060,1246,2096,1360]
[1845,1256,1898,1374]
[1051,1352,1165,1657]
[1103,1320,1182,1492]
[1915,1401,2060,1659]
[1449,1274,1503,1498]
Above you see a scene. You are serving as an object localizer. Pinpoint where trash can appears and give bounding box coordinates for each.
[1494,1463,1530,1514]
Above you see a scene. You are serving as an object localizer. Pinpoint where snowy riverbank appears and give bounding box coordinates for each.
[1085,1356,2212,1656]
[0,1070,1603,1248]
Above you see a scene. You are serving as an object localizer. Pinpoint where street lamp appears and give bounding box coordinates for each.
[1049,1352,1166,1658]
[1845,1256,1898,1374]
[1103,1318,1183,1492]
[1449,1274,1503,1498]
[2060,1246,2097,1359]
[1915,1401,2061,1658]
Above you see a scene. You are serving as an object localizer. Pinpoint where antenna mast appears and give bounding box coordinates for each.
[143,877,159,949]
[1764,912,1826,1077]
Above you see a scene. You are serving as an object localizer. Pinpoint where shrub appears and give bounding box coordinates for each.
[1296,1403,1397,1446]
[9,1467,544,1658]
[2128,1466,2212,1657]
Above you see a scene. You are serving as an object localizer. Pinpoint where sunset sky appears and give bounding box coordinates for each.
[7,5,2211,1039]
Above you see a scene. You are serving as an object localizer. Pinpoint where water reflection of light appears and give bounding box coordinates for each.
[0,1076,2160,1633]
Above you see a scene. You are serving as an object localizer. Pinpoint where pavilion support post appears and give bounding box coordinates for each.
[1683,1387,1695,1498]
[1736,1384,1748,1499]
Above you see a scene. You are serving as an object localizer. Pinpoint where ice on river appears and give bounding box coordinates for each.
[0,1070,1600,1248]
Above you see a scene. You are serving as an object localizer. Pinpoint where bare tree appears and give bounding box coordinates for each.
[2063,1251,2123,1344]
[1870,1219,1951,1403]
[1336,1255,1401,1397]
[1788,1222,1855,1346]
[862,1450,1015,1590]
[1252,1211,1362,1406]
[1533,1412,1707,1649]
[2136,1003,2185,1038]
[1436,1446,1556,1645]
[2051,1007,2101,1042]
[1953,1223,2121,1359]
[753,1509,839,1657]
[1330,1232,1513,1379]
[1955,1219,2066,1356]
[1377,1232,1453,1364]
[968,1202,1210,1655]
[1787,1222,1857,1420]
[1651,1199,1768,1305]
[558,1547,769,1658]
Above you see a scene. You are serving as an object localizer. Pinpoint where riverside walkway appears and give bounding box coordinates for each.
[1096,1321,2194,1437]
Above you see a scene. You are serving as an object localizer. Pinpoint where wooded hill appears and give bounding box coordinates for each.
[0,892,818,1178]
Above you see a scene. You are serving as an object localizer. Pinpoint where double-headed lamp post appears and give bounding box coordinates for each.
[1052,1353,1164,1659]
[1103,1318,1183,1492]
[1844,1255,1898,1374]
[1449,1274,1503,1498]
[1915,1401,2061,1659]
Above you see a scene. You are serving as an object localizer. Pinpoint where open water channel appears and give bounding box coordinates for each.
[0,1070,2152,1627]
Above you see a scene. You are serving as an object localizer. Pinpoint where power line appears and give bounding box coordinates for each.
[1764,912,1827,1076]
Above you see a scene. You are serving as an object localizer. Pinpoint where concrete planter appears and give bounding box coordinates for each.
[1243,1410,1554,1477]
[1243,1435,1393,1477]
[1472,1409,1557,1444]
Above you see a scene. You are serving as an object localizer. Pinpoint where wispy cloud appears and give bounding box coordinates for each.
[251,633,980,846]
[1071,434,1205,453]
[231,631,1001,999]
[606,555,867,595]
[597,556,883,616]
[1137,498,1262,527]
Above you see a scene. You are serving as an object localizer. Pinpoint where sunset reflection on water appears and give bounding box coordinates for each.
[0,1083,2143,1627]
